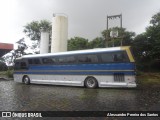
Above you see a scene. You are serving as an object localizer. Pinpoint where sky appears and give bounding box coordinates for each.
[0,0,160,46]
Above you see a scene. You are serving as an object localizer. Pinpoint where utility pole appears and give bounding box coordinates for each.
[106,14,123,47]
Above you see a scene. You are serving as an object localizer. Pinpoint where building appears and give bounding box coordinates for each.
[0,42,14,57]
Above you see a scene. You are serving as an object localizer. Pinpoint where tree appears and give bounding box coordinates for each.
[88,37,105,49]
[132,11,160,71]
[145,12,160,70]
[68,37,89,51]
[23,20,51,41]
[0,61,7,71]
[15,38,28,57]
[23,20,51,52]
[145,12,160,60]
[101,27,135,47]
[3,38,28,66]
[132,33,152,70]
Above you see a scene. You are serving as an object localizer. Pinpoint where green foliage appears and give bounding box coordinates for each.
[5,69,13,78]
[68,28,135,51]
[132,11,160,71]
[0,61,8,71]
[68,37,89,51]
[150,12,160,26]
[23,20,51,41]
[101,27,135,47]
[23,21,40,40]
[137,72,160,88]
[88,37,105,49]
[0,58,5,62]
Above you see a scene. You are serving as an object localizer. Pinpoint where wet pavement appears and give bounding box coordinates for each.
[0,80,160,120]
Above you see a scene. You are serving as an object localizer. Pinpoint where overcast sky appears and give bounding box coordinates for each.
[0,0,160,45]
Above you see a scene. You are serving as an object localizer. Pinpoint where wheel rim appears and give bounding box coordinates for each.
[87,78,95,87]
[24,77,29,84]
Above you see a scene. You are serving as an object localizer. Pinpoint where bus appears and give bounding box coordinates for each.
[14,46,136,88]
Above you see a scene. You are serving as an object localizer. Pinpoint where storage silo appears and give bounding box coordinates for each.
[51,14,68,53]
[40,28,50,54]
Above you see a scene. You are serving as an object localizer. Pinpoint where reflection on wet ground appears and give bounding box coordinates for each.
[0,80,160,119]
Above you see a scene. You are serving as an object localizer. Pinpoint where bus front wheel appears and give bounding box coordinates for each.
[85,77,98,89]
[23,76,30,85]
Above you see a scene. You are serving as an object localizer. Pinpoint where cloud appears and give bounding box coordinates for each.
[0,0,160,44]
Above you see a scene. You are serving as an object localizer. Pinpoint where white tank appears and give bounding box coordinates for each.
[40,28,50,54]
[51,14,68,53]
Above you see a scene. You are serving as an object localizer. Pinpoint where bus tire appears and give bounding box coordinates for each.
[23,76,30,85]
[84,77,98,89]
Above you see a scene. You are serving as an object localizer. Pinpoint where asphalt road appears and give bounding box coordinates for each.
[0,79,160,120]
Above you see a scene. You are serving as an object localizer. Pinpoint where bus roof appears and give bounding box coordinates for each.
[19,46,131,59]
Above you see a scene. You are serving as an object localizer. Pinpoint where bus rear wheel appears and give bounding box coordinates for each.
[23,76,30,85]
[85,77,98,89]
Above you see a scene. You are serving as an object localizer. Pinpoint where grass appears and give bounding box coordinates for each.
[0,70,13,78]
[137,72,160,88]
[0,71,6,75]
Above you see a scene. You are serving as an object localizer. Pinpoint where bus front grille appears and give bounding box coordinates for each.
[114,73,125,82]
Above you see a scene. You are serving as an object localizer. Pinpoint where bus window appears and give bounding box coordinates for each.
[20,62,28,69]
[28,59,41,65]
[42,57,58,64]
[14,62,20,70]
[66,56,76,63]
[101,51,129,63]
[51,58,57,63]
[42,58,54,64]
[113,52,129,62]
[87,55,98,63]
[58,56,76,64]
[77,54,98,63]
[33,59,41,64]
[28,59,33,64]
[101,53,114,63]
[58,57,66,63]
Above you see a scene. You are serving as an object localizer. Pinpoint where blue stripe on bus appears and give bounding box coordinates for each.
[14,63,135,75]
[29,63,135,71]
[14,71,135,75]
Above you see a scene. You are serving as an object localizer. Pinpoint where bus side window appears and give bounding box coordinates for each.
[57,56,76,64]
[121,52,129,62]
[33,59,41,64]
[78,54,98,63]
[113,54,119,62]
[101,53,114,63]
[77,55,88,63]
[113,51,129,62]
[42,58,55,64]
[51,58,57,63]
[58,57,65,63]
[28,59,32,64]
[14,62,20,70]
[66,56,76,63]
[20,62,28,70]
[28,59,41,65]
[87,55,98,63]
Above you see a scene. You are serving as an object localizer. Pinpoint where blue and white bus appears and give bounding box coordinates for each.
[14,46,136,88]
